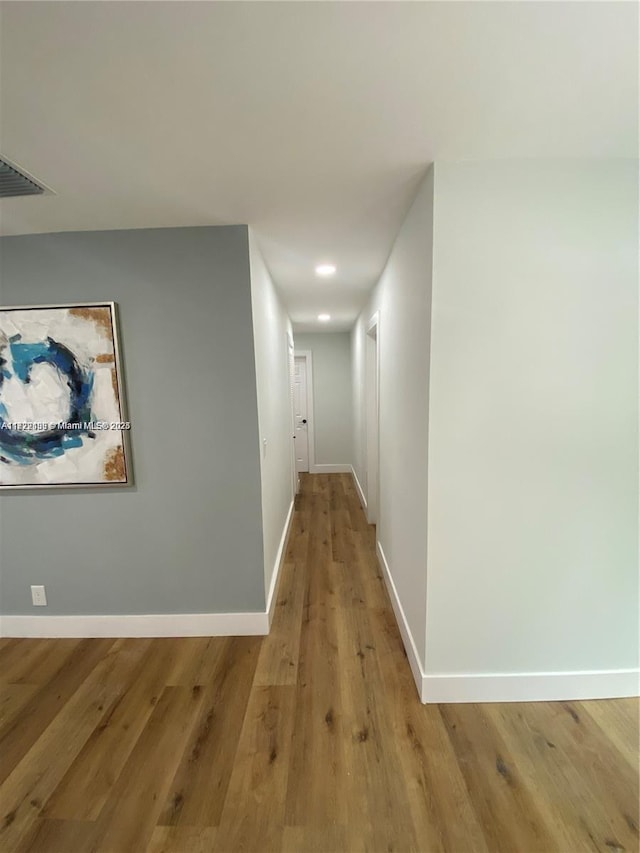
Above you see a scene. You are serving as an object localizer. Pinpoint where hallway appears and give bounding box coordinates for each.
[0,474,637,852]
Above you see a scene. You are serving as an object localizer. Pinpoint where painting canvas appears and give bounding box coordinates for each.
[0,302,131,488]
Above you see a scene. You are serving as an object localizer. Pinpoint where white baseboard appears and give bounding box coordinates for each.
[350,466,367,510]
[375,541,639,704]
[376,541,426,701]
[0,498,298,641]
[0,610,269,639]
[310,463,352,474]
[423,669,640,704]
[266,499,295,627]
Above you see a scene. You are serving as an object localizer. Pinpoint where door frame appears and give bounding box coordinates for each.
[365,312,380,524]
[293,349,316,475]
[287,331,299,495]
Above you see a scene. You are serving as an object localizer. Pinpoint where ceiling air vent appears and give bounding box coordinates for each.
[0,157,47,198]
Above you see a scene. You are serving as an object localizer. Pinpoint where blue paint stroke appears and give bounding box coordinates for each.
[0,336,94,465]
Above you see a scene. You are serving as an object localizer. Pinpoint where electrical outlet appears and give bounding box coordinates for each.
[31,585,47,606]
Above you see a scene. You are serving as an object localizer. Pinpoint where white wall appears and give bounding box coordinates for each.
[425,161,639,692]
[249,230,295,607]
[352,166,435,678]
[294,332,353,469]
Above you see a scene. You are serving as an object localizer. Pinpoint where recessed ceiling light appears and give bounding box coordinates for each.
[318,314,331,322]
[315,264,336,277]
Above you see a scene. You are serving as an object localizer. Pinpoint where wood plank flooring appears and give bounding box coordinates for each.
[1,473,638,853]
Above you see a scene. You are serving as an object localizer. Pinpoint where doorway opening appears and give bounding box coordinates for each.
[287,332,299,495]
[294,350,315,479]
[365,312,379,525]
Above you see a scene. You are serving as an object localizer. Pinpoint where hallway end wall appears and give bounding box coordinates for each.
[294,332,353,471]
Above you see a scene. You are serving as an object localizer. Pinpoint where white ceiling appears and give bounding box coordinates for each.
[0,2,637,331]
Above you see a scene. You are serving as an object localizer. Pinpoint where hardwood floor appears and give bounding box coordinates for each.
[1,473,638,853]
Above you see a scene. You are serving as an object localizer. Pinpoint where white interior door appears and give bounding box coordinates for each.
[294,355,309,474]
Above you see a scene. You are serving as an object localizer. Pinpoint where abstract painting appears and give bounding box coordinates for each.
[0,302,131,488]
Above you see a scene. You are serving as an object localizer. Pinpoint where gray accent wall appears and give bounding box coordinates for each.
[0,226,266,615]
